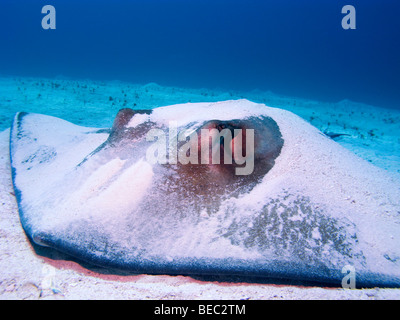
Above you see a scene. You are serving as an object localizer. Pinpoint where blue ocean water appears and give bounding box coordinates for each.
[1,0,399,109]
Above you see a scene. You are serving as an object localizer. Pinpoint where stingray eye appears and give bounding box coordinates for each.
[217,123,226,131]
[216,122,244,134]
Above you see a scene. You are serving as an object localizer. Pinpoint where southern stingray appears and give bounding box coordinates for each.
[9,99,400,287]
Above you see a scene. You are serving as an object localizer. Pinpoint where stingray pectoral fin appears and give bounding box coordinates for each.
[10,112,109,174]
[31,231,52,247]
[9,112,109,238]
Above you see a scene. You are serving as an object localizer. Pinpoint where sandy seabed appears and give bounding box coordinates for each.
[0,76,399,300]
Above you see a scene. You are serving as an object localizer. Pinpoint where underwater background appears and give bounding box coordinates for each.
[1,0,400,109]
[1,0,400,174]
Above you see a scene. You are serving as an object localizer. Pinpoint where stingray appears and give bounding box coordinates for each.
[9,99,400,287]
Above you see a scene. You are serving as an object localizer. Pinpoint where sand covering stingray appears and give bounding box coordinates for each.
[9,99,400,287]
